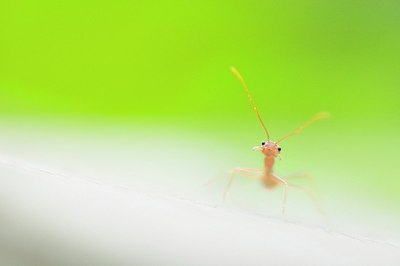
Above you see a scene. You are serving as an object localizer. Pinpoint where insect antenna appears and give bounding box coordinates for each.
[231,66,271,141]
[276,112,330,143]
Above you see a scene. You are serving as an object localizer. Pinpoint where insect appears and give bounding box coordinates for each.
[223,66,329,215]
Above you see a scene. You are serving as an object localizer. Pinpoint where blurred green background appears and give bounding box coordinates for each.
[1,1,399,211]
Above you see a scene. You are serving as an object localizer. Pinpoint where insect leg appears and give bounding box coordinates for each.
[195,167,262,193]
[288,183,330,223]
[285,172,314,184]
[272,175,289,215]
[221,167,263,204]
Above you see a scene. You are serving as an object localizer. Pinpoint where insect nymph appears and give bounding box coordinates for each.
[224,67,329,215]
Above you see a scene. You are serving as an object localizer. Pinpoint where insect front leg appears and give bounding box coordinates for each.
[285,172,314,183]
[221,167,263,204]
[272,175,289,215]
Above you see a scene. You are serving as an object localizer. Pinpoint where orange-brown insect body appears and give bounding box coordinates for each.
[227,66,329,215]
[261,141,280,188]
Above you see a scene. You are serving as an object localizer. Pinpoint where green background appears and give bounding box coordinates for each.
[1,1,399,210]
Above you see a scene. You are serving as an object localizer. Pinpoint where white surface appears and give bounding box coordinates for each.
[0,158,399,266]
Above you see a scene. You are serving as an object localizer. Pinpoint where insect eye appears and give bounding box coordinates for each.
[278,147,281,151]
[261,142,265,145]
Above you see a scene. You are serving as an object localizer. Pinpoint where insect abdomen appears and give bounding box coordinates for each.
[262,173,279,188]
